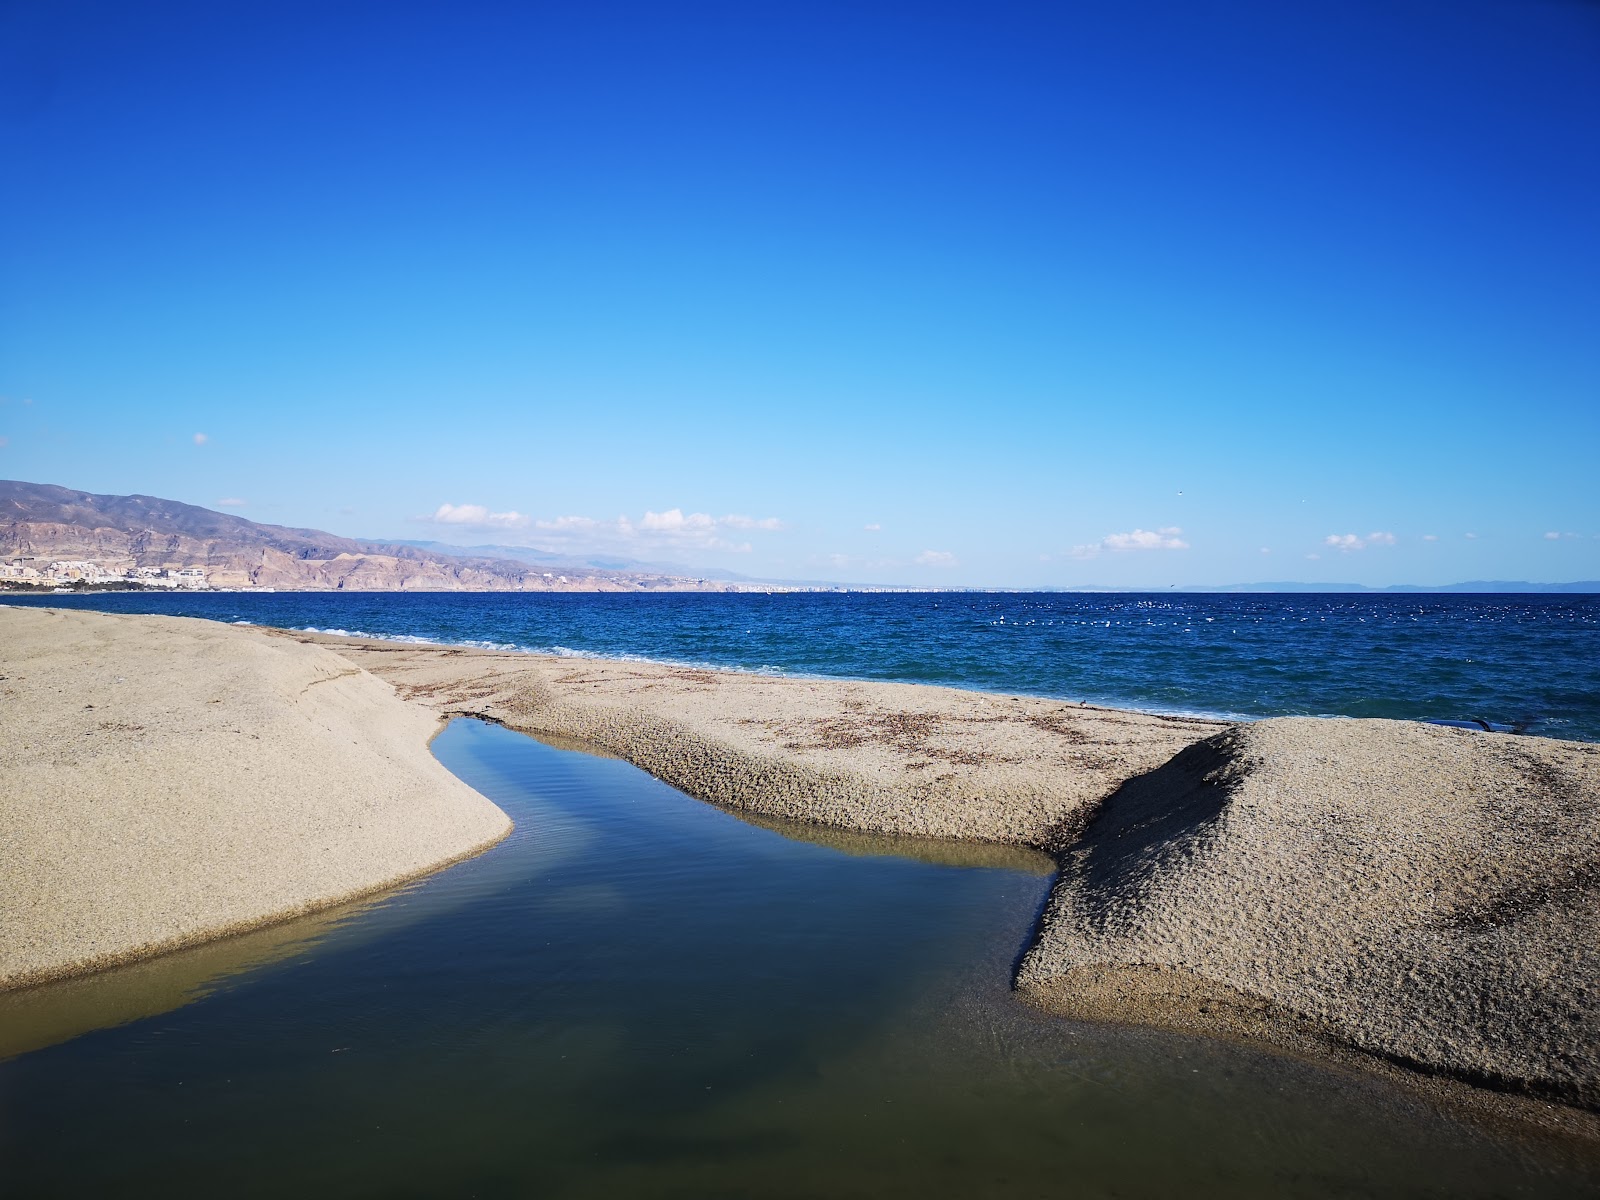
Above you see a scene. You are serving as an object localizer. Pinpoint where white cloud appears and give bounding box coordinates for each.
[1259,547,1271,555]
[863,523,881,532]
[1305,553,1321,560]
[915,550,959,568]
[1324,531,1396,553]
[641,508,713,532]
[1465,532,1478,539]
[517,506,786,557]
[811,552,901,571]
[423,503,531,530]
[217,497,247,508]
[637,508,780,534]
[1071,526,1189,559]
[1422,534,1438,541]
[193,432,208,446]
[1545,531,1561,540]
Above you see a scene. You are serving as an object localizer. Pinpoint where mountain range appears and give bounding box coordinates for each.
[0,481,738,591]
[3,480,1594,594]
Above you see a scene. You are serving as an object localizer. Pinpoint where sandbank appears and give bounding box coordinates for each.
[0,607,511,991]
[285,629,1600,1122]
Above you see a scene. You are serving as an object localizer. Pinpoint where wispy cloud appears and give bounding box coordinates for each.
[415,503,783,556]
[422,503,531,530]
[721,513,784,531]
[1324,531,1396,553]
[1545,531,1583,540]
[1422,534,1439,541]
[1070,526,1189,559]
[863,523,881,532]
[915,550,959,567]
[193,432,208,446]
[813,552,902,572]
[216,497,247,508]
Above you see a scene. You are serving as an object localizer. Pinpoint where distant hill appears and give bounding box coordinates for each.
[393,539,753,582]
[0,481,738,592]
[1181,581,1600,594]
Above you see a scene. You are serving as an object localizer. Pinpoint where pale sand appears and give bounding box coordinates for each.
[287,631,1600,1119]
[274,630,1226,848]
[0,608,511,991]
[6,611,1596,1125]
[1016,718,1600,1112]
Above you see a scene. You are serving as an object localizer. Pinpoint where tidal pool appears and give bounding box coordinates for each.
[1,719,1595,1197]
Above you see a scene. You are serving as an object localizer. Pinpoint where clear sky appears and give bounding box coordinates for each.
[2,0,1597,587]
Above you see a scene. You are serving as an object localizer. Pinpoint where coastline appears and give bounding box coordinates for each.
[4,607,1596,1142]
[272,627,1227,850]
[281,627,1600,1130]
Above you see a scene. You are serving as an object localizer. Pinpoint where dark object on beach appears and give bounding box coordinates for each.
[1426,718,1522,734]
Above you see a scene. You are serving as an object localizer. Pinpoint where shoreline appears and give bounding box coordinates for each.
[281,626,1600,1132]
[4,608,1596,1144]
[272,627,1227,850]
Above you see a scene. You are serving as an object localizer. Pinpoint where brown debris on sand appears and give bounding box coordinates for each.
[276,630,1225,849]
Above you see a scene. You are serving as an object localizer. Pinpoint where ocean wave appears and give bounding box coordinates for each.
[294,626,525,653]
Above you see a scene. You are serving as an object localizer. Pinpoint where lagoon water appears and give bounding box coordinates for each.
[8,589,1600,740]
[2,720,1595,1197]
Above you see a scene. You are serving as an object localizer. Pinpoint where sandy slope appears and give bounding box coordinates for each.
[0,608,510,990]
[275,631,1226,849]
[1016,717,1600,1111]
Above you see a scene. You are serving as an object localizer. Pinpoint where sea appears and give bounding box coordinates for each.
[12,588,1600,748]
[6,589,1599,741]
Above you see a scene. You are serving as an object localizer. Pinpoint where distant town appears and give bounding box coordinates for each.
[0,558,242,591]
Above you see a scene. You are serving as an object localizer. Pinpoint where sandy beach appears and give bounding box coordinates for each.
[274,629,1228,848]
[279,628,1600,1119]
[0,607,511,991]
[4,608,1596,1127]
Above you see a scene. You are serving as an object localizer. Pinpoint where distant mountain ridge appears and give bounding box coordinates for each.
[1175,581,1600,594]
[393,539,753,582]
[0,481,734,592]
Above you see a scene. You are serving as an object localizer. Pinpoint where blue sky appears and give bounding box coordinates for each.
[2,0,1597,586]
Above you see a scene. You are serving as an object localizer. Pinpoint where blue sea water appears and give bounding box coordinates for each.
[6,589,1599,741]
